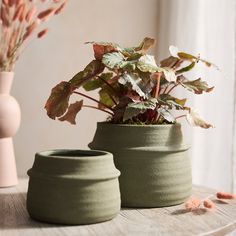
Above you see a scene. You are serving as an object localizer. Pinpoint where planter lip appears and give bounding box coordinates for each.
[96,121,181,128]
[28,149,120,181]
[36,149,113,161]
[90,122,190,151]
[122,145,190,152]
[27,169,121,181]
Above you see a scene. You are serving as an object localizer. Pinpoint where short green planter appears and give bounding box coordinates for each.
[27,149,121,225]
[89,122,192,208]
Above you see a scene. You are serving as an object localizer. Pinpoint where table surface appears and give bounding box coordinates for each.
[0,179,236,236]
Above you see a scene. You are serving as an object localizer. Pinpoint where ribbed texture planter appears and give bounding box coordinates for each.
[27,150,121,225]
[89,122,192,207]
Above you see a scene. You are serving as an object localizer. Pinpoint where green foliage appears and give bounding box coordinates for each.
[123,98,158,121]
[176,62,195,74]
[69,60,104,87]
[102,52,125,69]
[45,37,216,128]
[158,94,187,109]
[99,87,116,108]
[137,55,159,73]
[83,73,113,91]
[118,73,148,98]
[158,108,176,123]
[181,78,214,94]
[160,56,179,68]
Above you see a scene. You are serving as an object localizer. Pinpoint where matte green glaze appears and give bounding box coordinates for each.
[89,123,192,207]
[27,150,121,225]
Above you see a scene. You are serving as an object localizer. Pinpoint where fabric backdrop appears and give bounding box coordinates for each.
[157,0,235,192]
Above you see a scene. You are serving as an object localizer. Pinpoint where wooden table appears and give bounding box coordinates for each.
[0,179,236,236]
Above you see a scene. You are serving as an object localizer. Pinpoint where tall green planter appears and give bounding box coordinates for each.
[27,150,121,225]
[89,122,192,207]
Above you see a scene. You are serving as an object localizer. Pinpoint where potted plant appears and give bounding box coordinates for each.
[45,37,215,207]
[0,0,67,187]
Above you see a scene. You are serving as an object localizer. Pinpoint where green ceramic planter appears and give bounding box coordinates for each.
[89,122,192,208]
[27,149,121,225]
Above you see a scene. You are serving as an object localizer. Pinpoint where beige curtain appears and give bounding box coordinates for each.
[157,0,236,191]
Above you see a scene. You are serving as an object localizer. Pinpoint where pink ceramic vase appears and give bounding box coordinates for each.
[0,72,20,187]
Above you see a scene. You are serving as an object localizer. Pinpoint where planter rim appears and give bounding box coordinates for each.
[96,121,181,128]
[90,122,190,151]
[28,149,120,181]
[36,149,113,161]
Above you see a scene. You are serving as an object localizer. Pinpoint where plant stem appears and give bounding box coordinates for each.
[74,91,114,111]
[97,76,117,94]
[108,93,118,105]
[162,86,168,94]
[166,83,180,95]
[97,76,118,105]
[175,114,187,119]
[156,113,161,123]
[162,84,172,94]
[172,59,183,70]
[82,105,113,116]
[153,73,161,98]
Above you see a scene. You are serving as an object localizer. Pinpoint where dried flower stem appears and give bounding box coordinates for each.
[185,198,201,211]
[0,0,67,72]
[216,192,236,199]
[203,199,215,209]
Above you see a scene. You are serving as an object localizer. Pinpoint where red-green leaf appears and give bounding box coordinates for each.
[158,108,175,123]
[83,72,113,91]
[160,56,180,68]
[135,37,156,53]
[176,62,196,74]
[98,86,117,109]
[102,52,125,69]
[178,52,218,69]
[181,78,214,94]
[177,52,197,61]
[186,108,213,129]
[45,81,73,119]
[159,94,187,109]
[45,60,104,120]
[123,98,158,121]
[87,42,119,60]
[59,100,83,125]
[122,37,156,56]
[69,60,104,87]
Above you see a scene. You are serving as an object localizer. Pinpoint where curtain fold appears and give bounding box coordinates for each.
[233,0,236,193]
[157,0,235,191]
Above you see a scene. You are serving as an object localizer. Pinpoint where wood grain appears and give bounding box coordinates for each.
[0,179,236,236]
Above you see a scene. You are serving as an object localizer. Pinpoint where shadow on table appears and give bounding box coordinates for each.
[212,199,229,205]
[0,192,73,229]
[122,205,208,216]
[171,208,207,216]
